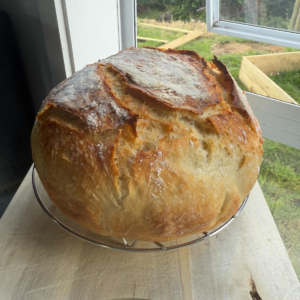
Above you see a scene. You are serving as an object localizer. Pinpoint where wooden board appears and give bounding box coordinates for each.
[137,22,192,34]
[247,52,300,75]
[159,31,204,49]
[0,166,299,300]
[239,69,266,96]
[239,56,298,104]
[137,36,168,43]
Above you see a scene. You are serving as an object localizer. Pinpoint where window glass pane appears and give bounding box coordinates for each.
[259,138,300,280]
[220,0,300,33]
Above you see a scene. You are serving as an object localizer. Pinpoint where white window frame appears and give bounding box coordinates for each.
[119,0,137,50]
[206,0,300,49]
[207,0,300,149]
[245,93,300,149]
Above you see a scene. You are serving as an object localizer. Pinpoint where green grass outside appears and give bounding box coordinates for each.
[269,70,300,104]
[137,9,165,21]
[137,20,300,280]
[137,26,184,47]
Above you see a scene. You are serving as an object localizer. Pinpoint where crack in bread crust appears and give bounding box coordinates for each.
[101,47,223,115]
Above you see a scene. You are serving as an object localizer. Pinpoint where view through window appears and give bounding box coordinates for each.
[220,0,300,33]
[137,0,300,280]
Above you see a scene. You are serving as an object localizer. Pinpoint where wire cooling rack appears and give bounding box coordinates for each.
[32,165,249,252]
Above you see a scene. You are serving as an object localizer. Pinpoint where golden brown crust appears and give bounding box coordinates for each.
[206,111,258,152]
[211,56,263,143]
[101,47,223,115]
[38,64,135,132]
[32,47,263,241]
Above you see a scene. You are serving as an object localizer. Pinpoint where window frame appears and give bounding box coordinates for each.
[245,92,300,149]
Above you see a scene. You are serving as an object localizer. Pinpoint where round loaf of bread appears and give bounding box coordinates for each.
[32,47,263,242]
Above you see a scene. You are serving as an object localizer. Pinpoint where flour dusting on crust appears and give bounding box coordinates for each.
[101,48,214,112]
[40,64,132,131]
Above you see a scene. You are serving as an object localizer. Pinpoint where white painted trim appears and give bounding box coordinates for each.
[119,0,137,49]
[133,0,137,48]
[53,0,74,77]
[117,0,122,51]
[246,92,300,149]
[209,21,300,49]
[207,0,300,49]
[206,0,220,29]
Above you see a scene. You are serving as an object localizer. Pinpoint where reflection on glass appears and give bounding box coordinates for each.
[259,138,300,280]
[220,0,300,32]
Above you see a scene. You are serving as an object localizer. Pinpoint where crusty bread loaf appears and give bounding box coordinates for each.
[31,47,263,242]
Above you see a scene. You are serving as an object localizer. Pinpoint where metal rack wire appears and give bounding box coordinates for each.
[32,165,249,252]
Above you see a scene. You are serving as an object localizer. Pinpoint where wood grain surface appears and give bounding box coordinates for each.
[239,56,298,104]
[248,52,300,75]
[159,31,204,49]
[0,166,299,300]
[137,22,193,34]
[137,37,169,43]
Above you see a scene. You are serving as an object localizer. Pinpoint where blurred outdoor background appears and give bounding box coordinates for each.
[137,0,300,279]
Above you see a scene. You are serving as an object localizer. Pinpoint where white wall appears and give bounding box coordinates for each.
[63,0,121,72]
